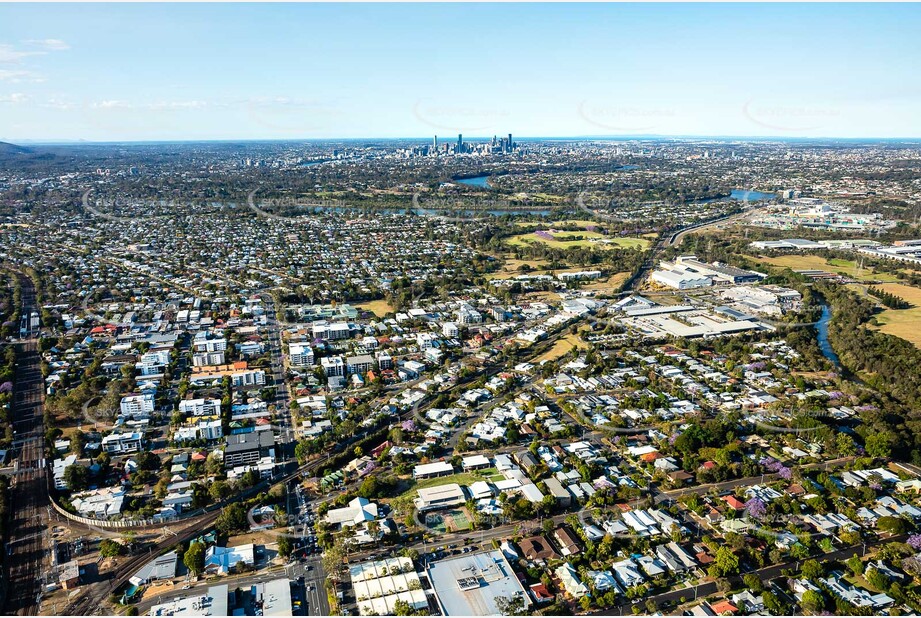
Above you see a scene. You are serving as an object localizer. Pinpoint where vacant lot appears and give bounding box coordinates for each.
[506,230,650,251]
[754,254,901,282]
[533,333,587,363]
[357,299,395,317]
[486,256,552,279]
[579,272,631,293]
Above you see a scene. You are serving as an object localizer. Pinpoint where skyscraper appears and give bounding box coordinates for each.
[457,133,463,153]
[433,135,437,150]
[507,134,513,153]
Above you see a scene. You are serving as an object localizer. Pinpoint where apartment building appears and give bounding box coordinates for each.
[289,342,315,367]
[120,393,155,417]
[178,398,222,417]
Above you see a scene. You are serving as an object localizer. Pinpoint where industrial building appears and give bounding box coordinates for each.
[651,255,764,289]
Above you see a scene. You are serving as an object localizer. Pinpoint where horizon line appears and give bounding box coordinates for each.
[7,134,921,146]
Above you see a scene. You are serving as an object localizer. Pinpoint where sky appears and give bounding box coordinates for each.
[1,3,921,142]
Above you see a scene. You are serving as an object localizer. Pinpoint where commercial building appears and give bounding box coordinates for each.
[324,497,380,528]
[426,550,531,616]
[129,550,178,586]
[150,584,229,617]
[204,544,255,575]
[256,578,293,617]
[351,557,428,616]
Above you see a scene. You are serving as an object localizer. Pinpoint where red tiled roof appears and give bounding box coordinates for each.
[711,601,738,614]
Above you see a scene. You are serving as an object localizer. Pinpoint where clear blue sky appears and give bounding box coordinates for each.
[2,3,920,142]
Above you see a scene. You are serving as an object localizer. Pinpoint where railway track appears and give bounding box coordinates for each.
[3,275,49,616]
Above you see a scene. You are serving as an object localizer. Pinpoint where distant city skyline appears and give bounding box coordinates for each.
[2,3,921,142]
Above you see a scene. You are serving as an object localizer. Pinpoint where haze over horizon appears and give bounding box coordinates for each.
[2,3,921,142]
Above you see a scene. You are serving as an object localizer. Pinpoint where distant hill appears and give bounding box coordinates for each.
[0,141,33,155]
[0,141,68,169]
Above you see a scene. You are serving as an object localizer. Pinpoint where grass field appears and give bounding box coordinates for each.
[506,230,650,251]
[533,333,587,363]
[754,254,902,282]
[357,299,395,317]
[866,282,921,348]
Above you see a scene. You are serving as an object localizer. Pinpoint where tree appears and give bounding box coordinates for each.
[709,546,740,578]
[846,554,865,576]
[239,469,259,489]
[183,542,206,576]
[495,594,528,616]
[742,573,763,593]
[800,590,824,614]
[216,503,249,536]
[801,559,824,581]
[63,464,89,492]
[865,432,894,459]
[278,536,293,559]
[836,433,857,456]
[392,599,415,616]
[877,516,910,535]
[762,591,786,616]
[209,480,234,502]
[295,440,311,464]
[99,539,125,558]
[322,540,347,579]
[865,567,890,591]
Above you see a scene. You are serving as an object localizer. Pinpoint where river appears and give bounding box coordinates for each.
[456,175,491,188]
[816,304,842,368]
[693,189,776,204]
